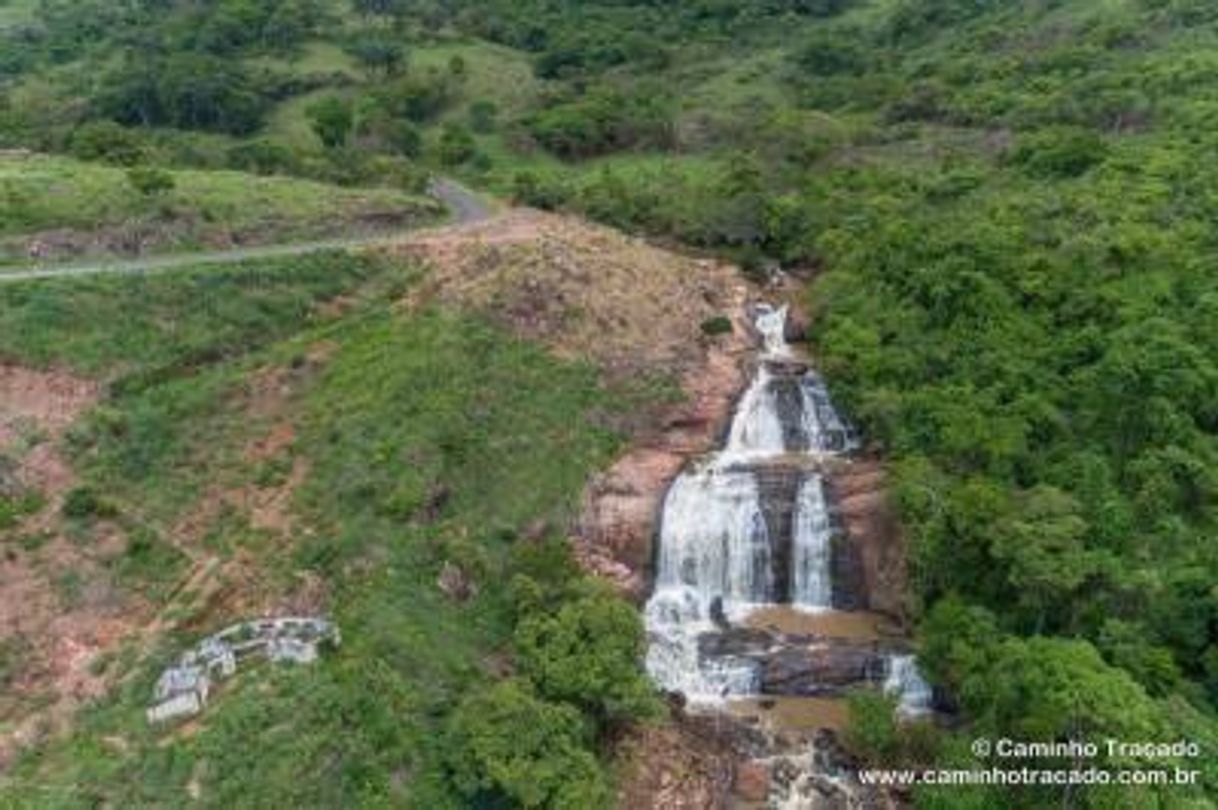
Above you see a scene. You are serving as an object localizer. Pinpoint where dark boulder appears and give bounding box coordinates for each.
[759,641,896,697]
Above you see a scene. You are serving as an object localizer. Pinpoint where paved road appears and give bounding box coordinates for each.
[430,176,496,224]
[0,176,495,284]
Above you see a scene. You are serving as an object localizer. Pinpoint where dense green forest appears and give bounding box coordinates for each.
[3,0,1218,806]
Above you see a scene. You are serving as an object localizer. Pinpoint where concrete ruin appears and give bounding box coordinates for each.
[147,616,340,724]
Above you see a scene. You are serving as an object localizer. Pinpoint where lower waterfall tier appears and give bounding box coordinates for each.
[650,461,837,618]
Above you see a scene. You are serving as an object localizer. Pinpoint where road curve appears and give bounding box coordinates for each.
[429,176,496,224]
[0,176,497,284]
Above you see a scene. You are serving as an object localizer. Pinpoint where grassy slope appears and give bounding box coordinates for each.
[0,253,635,806]
[0,154,441,264]
[260,38,555,187]
[0,0,35,30]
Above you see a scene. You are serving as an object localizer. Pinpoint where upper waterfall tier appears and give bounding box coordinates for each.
[723,367,857,459]
[722,304,856,459]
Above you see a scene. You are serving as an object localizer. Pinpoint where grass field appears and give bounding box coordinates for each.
[0,0,35,30]
[0,154,440,264]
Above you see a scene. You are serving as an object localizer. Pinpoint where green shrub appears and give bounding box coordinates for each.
[843,689,903,765]
[700,315,733,336]
[126,166,176,196]
[385,120,422,158]
[514,587,661,729]
[1011,127,1109,178]
[468,99,499,134]
[306,96,354,150]
[61,486,117,520]
[512,171,571,210]
[445,679,612,809]
[67,121,147,166]
[345,36,407,76]
[438,124,476,166]
[0,491,44,529]
[528,85,674,159]
[843,689,943,768]
[226,140,298,175]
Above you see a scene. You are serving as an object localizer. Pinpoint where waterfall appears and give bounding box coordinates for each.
[645,303,864,704]
[653,466,773,611]
[645,303,934,721]
[884,654,934,716]
[755,303,791,359]
[800,373,858,454]
[724,366,787,460]
[791,475,832,610]
[644,465,772,700]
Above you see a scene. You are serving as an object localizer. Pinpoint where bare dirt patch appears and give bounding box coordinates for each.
[391,208,747,382]
[0,365,144,767]
[0,350,332,767]
[0,364,98,441]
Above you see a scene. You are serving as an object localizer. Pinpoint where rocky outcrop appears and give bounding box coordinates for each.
[782,307,812,344]
[769,730,906,809]
[759,644,888,697]
[830,524,868,612]
[574,298,754,598]
[615,713,738,810]
[826,461,908,622]
[697,626,909,699]
[752,462,803,603]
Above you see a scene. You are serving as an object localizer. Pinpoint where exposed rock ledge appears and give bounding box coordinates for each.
[827,459,910,624]
[572,293,754,598]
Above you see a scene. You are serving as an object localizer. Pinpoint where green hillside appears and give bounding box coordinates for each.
[2,0,1217,807]
[0,255,658,807]
[0,153,440,264]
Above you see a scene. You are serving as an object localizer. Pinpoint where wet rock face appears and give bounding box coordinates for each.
[827,462,908,621]
[830,528,868,611]
[769,374,812,453]
[768,729,906,810]
[752,462,804,602]
[759,644,889,697]
[698,626,775,659]
[697,627,910,699]
[783,307,812,344]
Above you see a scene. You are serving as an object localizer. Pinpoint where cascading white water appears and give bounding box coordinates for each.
[644,465,774,701]
[653,466,773,611]
[791,474,833,610]
[755,303,792,358]
[884,654,934,716]
[643,589,760,701]
[645,303,855,703]
[799,373,858,454]
[724,366,787,460]
[645,303,934,718]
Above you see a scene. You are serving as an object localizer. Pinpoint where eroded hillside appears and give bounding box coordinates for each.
[0,208,756,807]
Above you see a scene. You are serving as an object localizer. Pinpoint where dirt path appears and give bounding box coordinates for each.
[0,177,496,284]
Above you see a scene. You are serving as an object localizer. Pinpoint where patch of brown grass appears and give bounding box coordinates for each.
[390,209,748,382]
